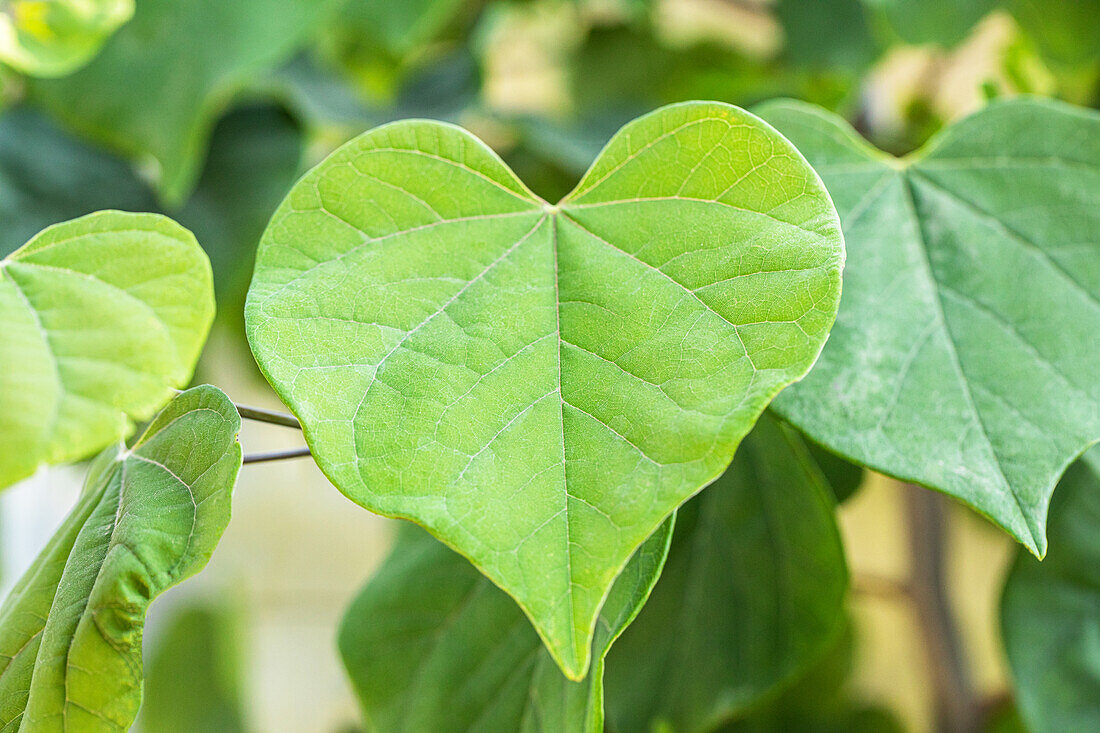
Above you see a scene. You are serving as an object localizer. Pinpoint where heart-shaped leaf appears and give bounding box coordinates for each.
[1001,446,1100,731]
[0,211,214,490]
[0,385,242,732]
[0,0,132,77]
[246,101,844,677]
[756,98,1100,556]
[339,518,673,733]
[604,414,848,732]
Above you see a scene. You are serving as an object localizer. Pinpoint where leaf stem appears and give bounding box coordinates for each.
[234,403,301,429]
[242,447,312,464]
[904,484,982,733]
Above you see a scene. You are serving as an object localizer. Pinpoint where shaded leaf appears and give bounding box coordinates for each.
[0,211,214,489]
[339,518,673,733]
[28,0,341,204]
[1001,447,1100,732]
[0,107,156,258]
[0,385,242,731]
[246,101,844,677]
[604,415,849,732]
[0,0,132,77]
[138,599,248,733]
[756,97,1100,556]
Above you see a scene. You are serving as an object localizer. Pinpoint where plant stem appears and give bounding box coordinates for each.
[242,447,311,464]
[904,484,981,733]
[234,403,301,429]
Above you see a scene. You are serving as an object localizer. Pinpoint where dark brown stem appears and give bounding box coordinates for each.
[242,447,311,464]
[904,484,982,733]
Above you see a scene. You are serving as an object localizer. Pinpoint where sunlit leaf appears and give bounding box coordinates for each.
[757,97,1100,556]
[604,415,848,732]
[0,211,214,489]
[246,101,844,677]
[339,518,673,733]
[0,0,132,77]
[28,0,341,204]
[0,385,242,731]
[1001,447,1100,732]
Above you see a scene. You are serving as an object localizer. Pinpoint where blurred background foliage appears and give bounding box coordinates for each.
[0,0,1097,730]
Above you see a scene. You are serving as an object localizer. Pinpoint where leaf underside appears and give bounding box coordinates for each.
[0,211,215,490]
[0,385,242,732]
[246,101,844,677]
[757,97,1100,556]
[339,517,673,733]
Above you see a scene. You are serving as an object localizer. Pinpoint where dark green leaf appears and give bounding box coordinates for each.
[757,97,1100,556]
[604,414,849,732]
[339,518,673,733]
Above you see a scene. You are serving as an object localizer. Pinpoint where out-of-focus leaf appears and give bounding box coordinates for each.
[717,624,904,733]
[0,385,241,732]
[0,212,214,489]
[0,0,132,77]
[339,519,673,733]
[0,107,156,258]
[776,0,879,72]
[803,436,866,503]
[604,415,849,733]
[339,0,472,58]
[757,98,1100,557]
[138,599,248,733]
[245,101,844,678]
[175,104,304,337]
[28,0,342,204]
[864,0,997,46]
[1001,447,1100,732]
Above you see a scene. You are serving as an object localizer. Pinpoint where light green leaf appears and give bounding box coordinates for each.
[0,0,132,77]
[28,0,341,204]
[0,385,242,732]
[339,518,673,733]
[1001,446,1100,732]
[246,101,844,678]
[0,211,215,489]
[756,97,1100,556]
[604,414,849,733]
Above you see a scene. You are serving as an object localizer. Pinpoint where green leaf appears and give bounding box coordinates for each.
[604,414,849,732]
[0,0,132,77]
[0,385,242,732]
[0,211,215,489]
[1001,446,1100,732]
[339,518,673,733]
[137,599,247,733]
[755,97,1100,556]
[246,101,844,678]
[28,0,341,204]
[0,107,157,258]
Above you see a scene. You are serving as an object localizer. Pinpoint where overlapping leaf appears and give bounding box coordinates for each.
[757,98,1100,555]
[1001,447,1100,732]
[246,101,844,677]
[28,0,341,204]
[339,518,673,733]
[0,211,214,489]
[604,415,849,732]
[0,0,132,77]
[0,385,242,732]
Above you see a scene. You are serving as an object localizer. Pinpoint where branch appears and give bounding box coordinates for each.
[242,447,312,464]
[904,484,982,733]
